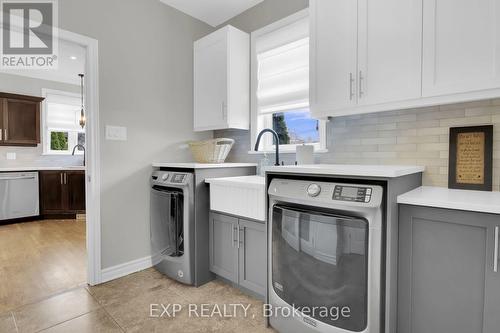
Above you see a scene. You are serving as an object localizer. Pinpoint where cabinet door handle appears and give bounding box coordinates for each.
[60,173,63,185]
[359,71,364,98]
[64,173,67,185]
[3,129,7,141]
[0,128,2,141]
[349,73,355,101]
[239,227,244,247]
[232,225,237,248]
[236,227,240,249]
[494,226,499,273]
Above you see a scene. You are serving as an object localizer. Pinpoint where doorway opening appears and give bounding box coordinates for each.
[0,28,100,312]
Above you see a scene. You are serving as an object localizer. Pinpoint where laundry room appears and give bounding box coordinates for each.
[1,0,499,332]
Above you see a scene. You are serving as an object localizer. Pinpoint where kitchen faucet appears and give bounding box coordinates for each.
[254,128,280,166]
[72,144,86,166]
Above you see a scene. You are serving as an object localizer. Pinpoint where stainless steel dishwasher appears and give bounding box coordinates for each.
[0,172,39,220]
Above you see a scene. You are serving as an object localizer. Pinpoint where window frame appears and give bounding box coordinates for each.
[249,8,327,154]
[41,88,85,156]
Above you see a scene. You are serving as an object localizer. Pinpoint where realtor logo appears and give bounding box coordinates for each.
[1,0,58,68]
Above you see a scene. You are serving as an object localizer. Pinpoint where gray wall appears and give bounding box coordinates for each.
[216,0,308,32]
[58,0,213,269]
[0,73,83,167]
[214,0,500,191]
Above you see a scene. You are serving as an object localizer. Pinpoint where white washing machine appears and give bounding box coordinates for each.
[268,178,384,333]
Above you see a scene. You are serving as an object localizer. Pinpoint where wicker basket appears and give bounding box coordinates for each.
[188,138,235,163]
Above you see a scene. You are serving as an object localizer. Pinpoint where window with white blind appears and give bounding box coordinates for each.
[251,9,326,153]
[42,89,85,155]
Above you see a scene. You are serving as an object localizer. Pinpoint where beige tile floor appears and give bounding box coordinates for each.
[0,268,277,332]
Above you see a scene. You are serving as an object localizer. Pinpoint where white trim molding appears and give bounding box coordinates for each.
[56,28,101,286]
[101,253,163,283]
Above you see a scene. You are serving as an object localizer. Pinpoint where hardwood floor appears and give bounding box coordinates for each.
[0,220,86,313]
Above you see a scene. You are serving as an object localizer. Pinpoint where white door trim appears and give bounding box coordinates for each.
[57,28,101,285]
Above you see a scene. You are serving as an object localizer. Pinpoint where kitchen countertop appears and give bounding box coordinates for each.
[0,166,86,172]
[397,186,500,214]
[264,164,425,178]
[152,162,257,169]
[205,175,265,189]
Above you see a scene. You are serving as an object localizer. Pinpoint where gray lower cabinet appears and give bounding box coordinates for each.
[398,205,500,333]
[238,218,266,295]
[209,212,266,297]
[209,213,239,283]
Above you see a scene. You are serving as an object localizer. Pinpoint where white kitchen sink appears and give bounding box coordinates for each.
[205,175,266,221]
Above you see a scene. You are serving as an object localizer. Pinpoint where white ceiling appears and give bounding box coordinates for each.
[0,39,85,85]
[160,0,264,27]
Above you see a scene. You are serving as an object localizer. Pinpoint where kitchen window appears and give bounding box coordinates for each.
[251,9,326,153]
[42,89,85,155]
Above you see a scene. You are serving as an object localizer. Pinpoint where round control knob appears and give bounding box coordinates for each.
[161,174,169,181]
[307,183,321,197]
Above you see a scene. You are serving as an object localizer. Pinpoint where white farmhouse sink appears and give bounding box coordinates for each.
[205,176,266,221]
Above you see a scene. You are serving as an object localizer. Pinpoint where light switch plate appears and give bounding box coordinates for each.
[105,125,127,141]
[6,152,16,160]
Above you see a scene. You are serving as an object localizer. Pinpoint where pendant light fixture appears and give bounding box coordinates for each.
[78,73,86,129]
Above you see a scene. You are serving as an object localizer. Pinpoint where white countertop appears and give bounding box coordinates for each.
[205,175,265,189]
[398,186,500,214]
[0,166,86,172]
[152,162,257,169]
[264,164,425,178]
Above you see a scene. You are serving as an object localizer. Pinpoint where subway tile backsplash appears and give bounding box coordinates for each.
[0,145,83,168]
[215,98,500,191]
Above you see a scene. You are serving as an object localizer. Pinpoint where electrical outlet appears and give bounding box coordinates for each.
[105,125,127,141]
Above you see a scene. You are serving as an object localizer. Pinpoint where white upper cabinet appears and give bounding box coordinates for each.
[311,0,500,118]
[310,0,358,112]
[194,26,249,131]
[357,0,422,106]
[422,0,500,97]
[311,0,423,117]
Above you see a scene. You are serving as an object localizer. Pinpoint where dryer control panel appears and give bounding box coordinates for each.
[151,171,191,186]
[333,185,372,203]
[268,178,383,209]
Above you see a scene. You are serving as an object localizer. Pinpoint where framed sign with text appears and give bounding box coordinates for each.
[448,125,493,191]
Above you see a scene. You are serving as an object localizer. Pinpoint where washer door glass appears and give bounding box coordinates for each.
[272,204,369,331]
[150,186,184,257]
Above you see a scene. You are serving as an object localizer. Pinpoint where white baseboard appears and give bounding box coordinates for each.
[100,253,162,283]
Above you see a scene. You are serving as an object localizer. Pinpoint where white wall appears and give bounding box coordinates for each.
[57,0,213,269]
[0,73,83,167]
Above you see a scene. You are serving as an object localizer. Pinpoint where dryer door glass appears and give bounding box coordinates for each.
[271,205,369,331]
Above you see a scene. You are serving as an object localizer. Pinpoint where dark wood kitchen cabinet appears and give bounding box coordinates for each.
[66,171,86,212]
[39,171,65,212]
[40,170,86,216]
[0,92,44,146]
